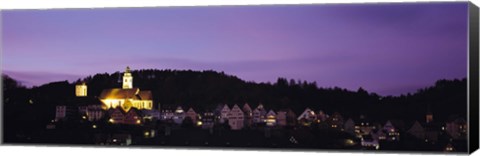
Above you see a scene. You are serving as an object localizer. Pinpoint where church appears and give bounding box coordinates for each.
[99,66,153,112]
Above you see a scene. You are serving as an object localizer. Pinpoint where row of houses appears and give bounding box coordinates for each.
[55,102,467,141]
[158,104,295,130]
[54,102,467,151]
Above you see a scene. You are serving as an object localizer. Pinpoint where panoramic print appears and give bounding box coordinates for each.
[2,2,469,153]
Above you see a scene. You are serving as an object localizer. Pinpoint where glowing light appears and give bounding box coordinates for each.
[197,121,203,126]
[75,83,88,97]
[144,131,150,136]
[109,118,114,123]
[136,119,141,124]
[113,139,117,143]
[345,139,355,145]
[82,116,87,120]
[92,125,97,129]
[446,147,453,151]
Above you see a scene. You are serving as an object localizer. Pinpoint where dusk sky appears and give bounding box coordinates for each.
[1,2,468,96]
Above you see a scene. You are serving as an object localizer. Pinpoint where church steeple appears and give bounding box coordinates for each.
[122,66,133,89]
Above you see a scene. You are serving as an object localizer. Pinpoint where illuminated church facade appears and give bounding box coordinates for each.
[99,66,153,112]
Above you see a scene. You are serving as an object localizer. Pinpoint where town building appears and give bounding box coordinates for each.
[142,109,161,121]
[285,109,297,126]
[242,103,253,127]
[424,122,442,143]
[382,120,400,141]
[218,104,230,123]
[73,94,103,121]
[276,110,287,127]
[445,117,467,140]
[160,109,174,121]
[186,107,198,123]
[55,105,76,121]
[327,112,344,130]
[373,128,386,141]
[86,104,104,121]
[173,106,186,124]
[344,118,356,135]
[355,115,375,138]
[407,121,426,140]
[316,110,328,122]
[227,104,245,130]
[297,108,316,126]
[125,108,142,125]
[252,104,267,124]
[78,106,88,115]
[108,107,142,125]
[421,109,441,142]
[75,82,87,97]
[99,66,153,112]
[201,111,215,129]
[265,110,277,127]
[361,134,380,150]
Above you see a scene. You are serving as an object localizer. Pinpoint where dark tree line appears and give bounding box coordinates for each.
[2,69,467,135]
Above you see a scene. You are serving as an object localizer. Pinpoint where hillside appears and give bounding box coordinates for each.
[2,69,467,125]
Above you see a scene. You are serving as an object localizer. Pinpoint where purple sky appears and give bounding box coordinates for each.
[2,2,468,96]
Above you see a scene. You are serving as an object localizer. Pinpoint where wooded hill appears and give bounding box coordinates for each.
[3,69,467,125]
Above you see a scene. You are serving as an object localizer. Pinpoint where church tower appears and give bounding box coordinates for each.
[75,82,87,97]
[122,66,133,89]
